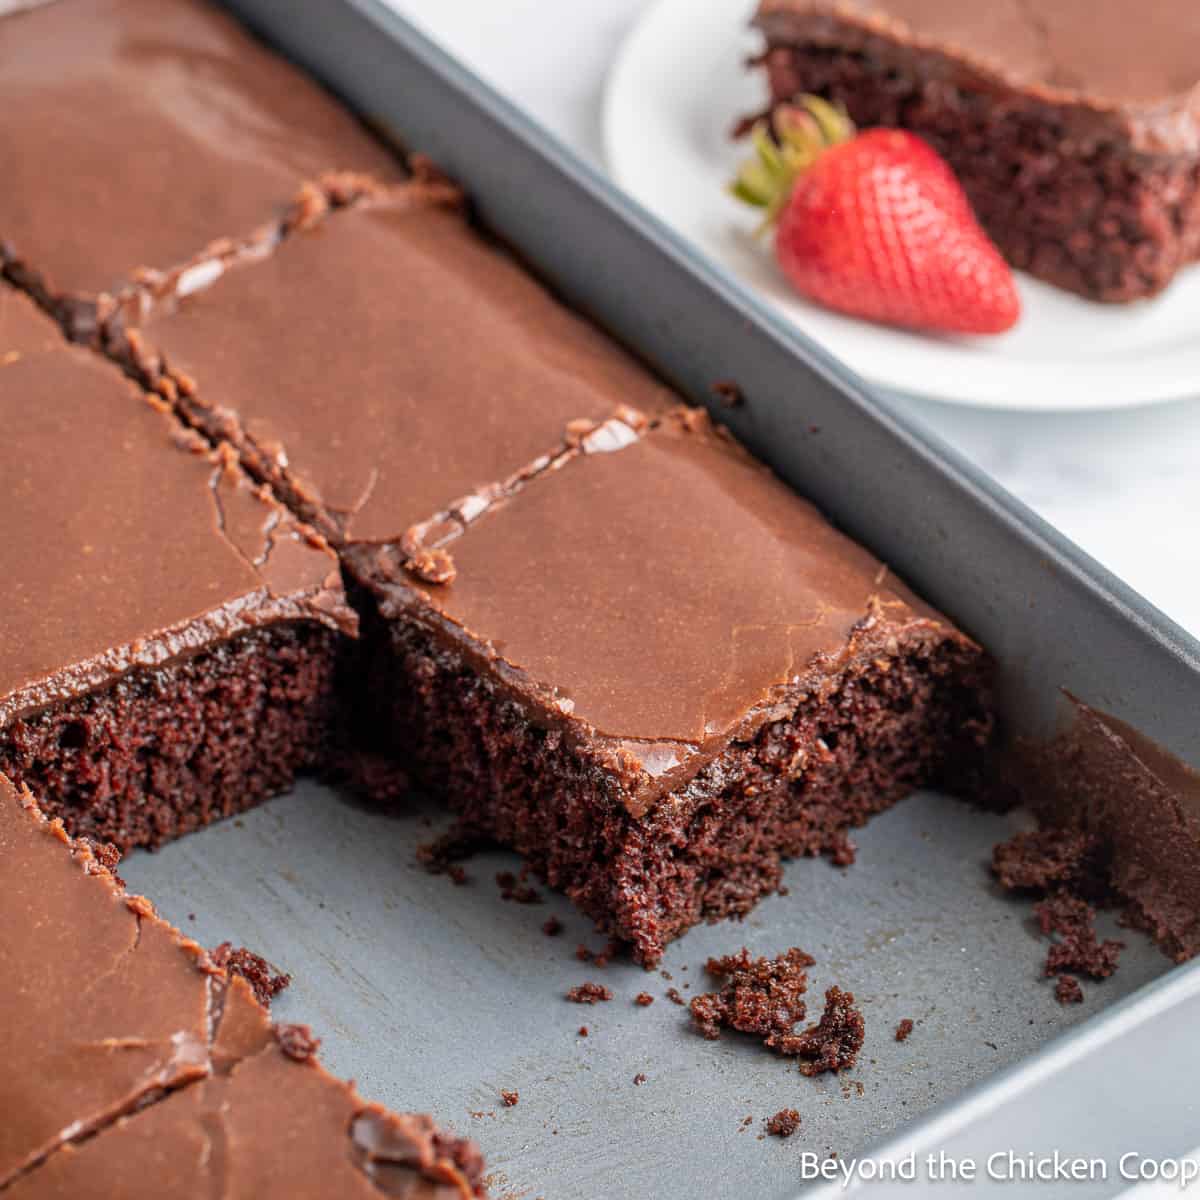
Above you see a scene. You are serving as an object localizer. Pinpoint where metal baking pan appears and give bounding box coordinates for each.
[120,2,1200,1197]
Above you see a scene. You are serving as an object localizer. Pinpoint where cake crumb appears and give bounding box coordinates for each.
[665,988,685,1006]
[766,1108,801,1138]
[542,917,563,937]
[779,987,865,1077]
[634,993,655,1007]
[827,830,857,867]
[500,1089,519,1108]
[210,941,290,1007]
[895,1018,914,1043]
[405,547,456,585]
[566,982,613,1004]
[689,947,814,1045]
[496,871,541,904]
[417,824,480,886]
[993,828,1123,997]
[1055,975,1084,1004]
[575,939,620,967]
[712,379,745,409]
[1036,893,1123,979]
[275,1024,321,1062]
[633,1073,647,1087]
[577,1026,589,1037]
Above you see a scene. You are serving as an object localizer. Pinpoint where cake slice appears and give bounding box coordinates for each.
[348,409,993,966]
[0,0,399,341]
[0,323,355,850]
[0,774,486,1198]
[746,0,1200,302]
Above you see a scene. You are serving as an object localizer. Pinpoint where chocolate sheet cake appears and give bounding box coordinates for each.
[103,182,990,965]
[0,0,398,342]
[0,326,354,850]
[0,775,485,1198]
[746,0,1200,301]
[348,408,992,964]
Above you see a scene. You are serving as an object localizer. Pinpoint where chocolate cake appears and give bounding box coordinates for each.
[0,774,485,1198]
[0,0,1033,1185]
[349,408,991,965]
[106,185,991,959]
[0,0,398,342]
[0,323,354,850]
[746,0,1200,301]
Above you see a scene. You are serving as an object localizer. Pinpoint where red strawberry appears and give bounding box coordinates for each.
[731,98,1019,335]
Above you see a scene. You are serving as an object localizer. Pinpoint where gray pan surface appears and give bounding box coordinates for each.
[120,2,1200,1195]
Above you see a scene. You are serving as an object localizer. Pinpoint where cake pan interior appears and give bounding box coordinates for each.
[122,781,1170,1200]
[116,1,1200,1197]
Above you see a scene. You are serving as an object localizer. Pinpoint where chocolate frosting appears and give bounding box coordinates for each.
[755,0,1200,154]
[5,1030,481,1199]
[209,975,275,1074]
[0,774,213,1188]
[0,0,399,301]
[376,409,969,814]
[0,287,59,356]
[0,345,353,727]
[129,187,675,547]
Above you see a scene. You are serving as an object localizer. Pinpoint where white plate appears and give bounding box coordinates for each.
[602,0,1200,410]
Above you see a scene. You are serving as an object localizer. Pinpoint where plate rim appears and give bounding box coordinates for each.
[601,0,1200,413]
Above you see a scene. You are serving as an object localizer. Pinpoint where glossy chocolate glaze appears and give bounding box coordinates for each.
[755,0,1200,154]
[124,182,675,547]
[0,288,60,356]
[0,345,352,727]
[0,0,399,303]
[0,774,213,1188]
[4,1040,481,1199]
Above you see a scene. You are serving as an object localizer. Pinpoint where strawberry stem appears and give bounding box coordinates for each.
[730,95,855,231]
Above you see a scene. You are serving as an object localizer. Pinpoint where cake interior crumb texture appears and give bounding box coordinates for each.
[0,327,351,851]
[749,0,1200,301]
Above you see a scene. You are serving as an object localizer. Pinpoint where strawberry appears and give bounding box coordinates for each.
[732,98,1019,335]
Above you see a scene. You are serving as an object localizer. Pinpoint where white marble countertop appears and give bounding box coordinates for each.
[389,0,1200,641]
